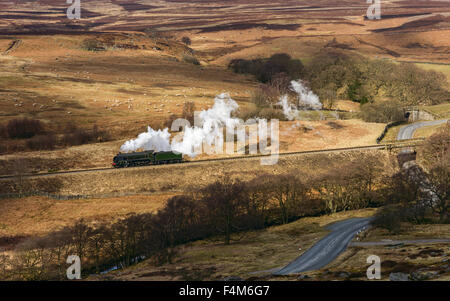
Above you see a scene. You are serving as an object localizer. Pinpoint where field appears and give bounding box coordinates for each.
[0,0,449,282]
[414,122,448,138]
[0,149,396,196]
[423,103,450,119]
[0,194,171,239]
[0,119,385,174]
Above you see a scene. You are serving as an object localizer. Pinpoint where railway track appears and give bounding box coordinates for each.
[0,140,423,180]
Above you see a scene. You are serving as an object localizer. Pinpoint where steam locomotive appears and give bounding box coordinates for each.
[112,150,183,168]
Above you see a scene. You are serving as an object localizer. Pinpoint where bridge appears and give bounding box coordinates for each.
[404,106,437,122]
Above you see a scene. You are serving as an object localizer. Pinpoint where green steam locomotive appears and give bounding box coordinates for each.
[112,150,183,168]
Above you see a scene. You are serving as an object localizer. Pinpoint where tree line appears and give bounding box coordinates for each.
[229,51,449,112]
[374,125,449,232]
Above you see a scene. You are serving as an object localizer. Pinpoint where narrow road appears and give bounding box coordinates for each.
[274,218,372,275]
[397,119,448,140]
[397,119,447,154]
[273,119,448,276]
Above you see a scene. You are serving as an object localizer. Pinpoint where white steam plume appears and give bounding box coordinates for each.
[278,95,297,121]
[277,80,323,120]
[120,127,171,153]
[171,93,241,157]
[121,81,322,156]
[119,93,241,157]
[290,80,322,110]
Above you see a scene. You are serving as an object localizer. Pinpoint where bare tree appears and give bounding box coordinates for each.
[271,173,308,224]
[70,219,92,266]
[419,125,449,221]
[200,178,246,245]
[182,101,196,125]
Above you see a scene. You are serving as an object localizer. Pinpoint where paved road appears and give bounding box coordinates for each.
[273,119,447,275]
[273,119,448,276]
[397,119,448,140]
[274,217,372,275]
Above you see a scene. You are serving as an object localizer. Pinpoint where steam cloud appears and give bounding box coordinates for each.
[120,127,172,153]
[171,93,241,157]
[277,80,322,120]
[120,93,241,157]
[278,95,297,121]
[120,80,321,156]
[290,80,322,110]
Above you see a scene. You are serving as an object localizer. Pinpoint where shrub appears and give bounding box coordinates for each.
[236,106,261,120]
[250,87,272,107]
[250,74,292,107]
[231,50,449,106]
[182,101,196,125]
[182,54,200,65]
[0,143,5,154]
[81,38,105,51]
[228,53,304,83]
[258,108,286,120]
[62,130,91,146]
[91,124,111,142]
[181,36,192,46]
[61,124,110,146]
[26,134,56,150]
[372,206,404,233]
[390,63,449,105]
[360,101,405,123]
[6,118,43,139]
[258,53,304,83]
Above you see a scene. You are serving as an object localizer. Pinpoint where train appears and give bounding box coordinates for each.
[112,150,183,168]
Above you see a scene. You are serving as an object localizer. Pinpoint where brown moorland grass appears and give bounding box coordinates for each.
[0,194,172,238]
[0,150,397,196]
[0,119,385,174]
